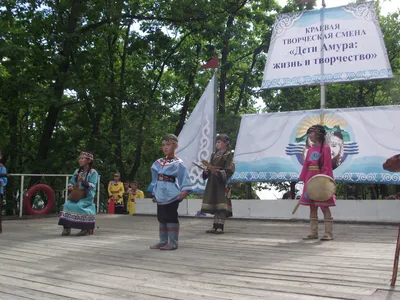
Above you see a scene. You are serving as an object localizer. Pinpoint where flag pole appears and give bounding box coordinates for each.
[320,0,326,111]
[213,68,218,153]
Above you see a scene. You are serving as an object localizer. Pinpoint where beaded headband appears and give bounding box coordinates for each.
[79,151,94,161]
[216,135,230,143]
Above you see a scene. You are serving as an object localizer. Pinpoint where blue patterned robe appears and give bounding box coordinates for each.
[58,168,98,229]
[149,157,192,205]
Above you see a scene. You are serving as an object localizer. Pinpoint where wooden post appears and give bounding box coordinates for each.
[391,224,400,286]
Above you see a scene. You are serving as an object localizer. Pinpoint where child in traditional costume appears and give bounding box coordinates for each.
[0,151,7,234]
[108,173,124,214]
[299,125,335,241]
[149,134,192,250]
[200,134,235,234]
[59,151,98,236]
[126,181,144,216]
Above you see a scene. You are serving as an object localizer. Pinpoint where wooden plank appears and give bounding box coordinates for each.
[0,283,75,300]
[0,215,399,299]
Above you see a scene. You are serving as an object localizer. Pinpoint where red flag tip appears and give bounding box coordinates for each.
[200,56,219,69]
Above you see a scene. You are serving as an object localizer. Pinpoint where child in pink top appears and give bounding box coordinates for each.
[299,125,335,241]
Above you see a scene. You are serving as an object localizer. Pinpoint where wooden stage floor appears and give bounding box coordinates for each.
[1,215,400,300]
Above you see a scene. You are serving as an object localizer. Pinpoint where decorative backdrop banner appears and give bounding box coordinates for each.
[231,106,400,184]
[261,1,393,89]
[176,74,216,194]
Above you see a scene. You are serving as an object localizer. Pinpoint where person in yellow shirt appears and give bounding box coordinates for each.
[107,173,124,214]
[126,181,144,215]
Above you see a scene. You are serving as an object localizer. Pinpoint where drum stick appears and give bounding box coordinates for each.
[192,162,206,171]
[391,224,400,286]
[292,200,301,214]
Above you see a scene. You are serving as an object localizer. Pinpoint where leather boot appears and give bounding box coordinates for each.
[77,229,89,236]
[303,217,319,240]
[150,223,168,249]
[62,227,71,236]
[160,223,179,250]
[321,218,334,241]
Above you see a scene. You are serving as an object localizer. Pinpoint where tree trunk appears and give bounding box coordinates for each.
[33,0,81,173]
[5,107,19,215]
[235,51,258,113]
[175,44,201,136]
[175,73,194,136]
[129,32,193,179]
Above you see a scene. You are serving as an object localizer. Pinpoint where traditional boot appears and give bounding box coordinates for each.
[320,218,334,241]
[61,227,71,236]
[303,217,318,240]
[150,223,168,249]
[214,223,224,234]
[77,229,89,236]
[214,216,225,234]
[206,215,219,233]
[160,223,179,250]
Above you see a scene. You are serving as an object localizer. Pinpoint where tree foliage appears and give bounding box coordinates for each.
[0,1,399,214]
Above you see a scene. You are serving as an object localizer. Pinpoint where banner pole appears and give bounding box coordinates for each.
[320,0,326,110]
[213,69,218,152]
[295,0,327,215]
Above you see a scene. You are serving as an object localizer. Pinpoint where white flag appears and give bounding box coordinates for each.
[176,74,216,194]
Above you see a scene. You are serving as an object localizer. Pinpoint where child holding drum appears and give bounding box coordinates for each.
[299,125,336,241]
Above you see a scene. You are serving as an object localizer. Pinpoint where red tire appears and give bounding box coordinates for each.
[24,184,55,215]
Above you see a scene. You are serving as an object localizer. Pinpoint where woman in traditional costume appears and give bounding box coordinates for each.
[58,151,98,236]
[299,125,335,241]
[108,173,124,214]
[200,134,235,234]
[126,181,144,216]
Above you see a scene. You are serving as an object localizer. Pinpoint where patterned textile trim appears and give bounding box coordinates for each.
[58,218,95,230]
[157,197,182,206]
[88,182,95,190]
[75,168,97,176]
[61,210,95,220]
[157,174,176,182]
[166,223,179,233]
[308,166,321,171]
[59,211,96,229]
[300,202,336,208]
[156,157,183,166]
[201,202,232,212]
[181,185,193,192]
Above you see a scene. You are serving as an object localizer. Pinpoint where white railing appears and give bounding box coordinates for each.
[8,174,101,217]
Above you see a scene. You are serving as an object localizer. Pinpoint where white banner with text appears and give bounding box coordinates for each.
[261,1,393,89]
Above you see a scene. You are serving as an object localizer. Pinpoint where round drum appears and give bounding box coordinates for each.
[306,174,336,202]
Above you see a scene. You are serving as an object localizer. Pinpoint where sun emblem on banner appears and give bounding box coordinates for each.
[286,112,359,170]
